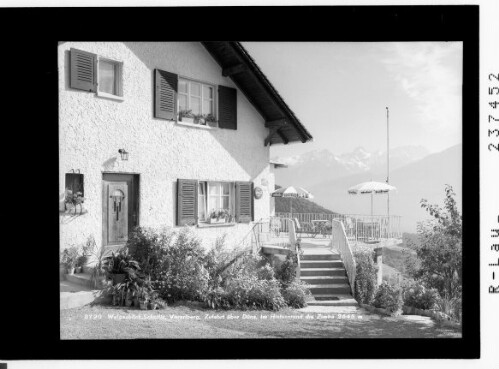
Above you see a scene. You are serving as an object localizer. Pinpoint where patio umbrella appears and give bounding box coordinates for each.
[271,186,314,217]
[347,181,396,216]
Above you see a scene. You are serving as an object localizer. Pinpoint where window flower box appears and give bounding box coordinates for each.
[62,189,87,215]
[63,203,87,215]
[180,116,195,124]
[207,209,232,224]
[208,217,227,224]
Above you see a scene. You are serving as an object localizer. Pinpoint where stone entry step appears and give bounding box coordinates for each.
[60,280,108,310]
[65,272,94,288]
[300,268,347,276]
[301,253,341,261]
[307,294,358,307]
[307,284,352,295]
[300,276,349,285]
[300,260,344,269]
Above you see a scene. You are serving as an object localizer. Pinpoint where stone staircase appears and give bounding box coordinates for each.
[300,250,358,306]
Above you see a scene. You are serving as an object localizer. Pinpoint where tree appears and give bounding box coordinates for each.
[409,185,462,299]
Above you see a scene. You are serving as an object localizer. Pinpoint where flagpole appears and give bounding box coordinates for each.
[386,107,390,238]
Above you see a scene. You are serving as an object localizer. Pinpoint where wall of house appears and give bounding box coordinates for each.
[59,42,272,251]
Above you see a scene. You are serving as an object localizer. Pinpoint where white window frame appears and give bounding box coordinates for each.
[198,181,234,223]
[177,77,217,126]
[96,56,124,101]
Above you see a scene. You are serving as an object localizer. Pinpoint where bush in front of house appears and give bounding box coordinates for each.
[126,226,175,278]
[282,281,312,308]
[403,282,440,310]
[224,275,287,310]
[125,227,310,310]
[153,228,208,302]
[373,282,403,313]
[126,227,208,303]
[274,252,299,288]
[353,249,377,305]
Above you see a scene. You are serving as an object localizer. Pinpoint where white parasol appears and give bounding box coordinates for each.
[272,186,314,216]
[347,181,396,216]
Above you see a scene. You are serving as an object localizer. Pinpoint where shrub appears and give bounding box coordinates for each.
[203,235,247,288]
[403,283,440,310]
[274,252,298,288]
[126,226,174,278]
[257,263,276,281]
[353,249,377,304]
[373,282,403,312]
[224,275,286,310]
[152,228,209,302]
[414,185,462,300]
[204,286,231,309]
[282,281,312,308]
[435,296,462,322]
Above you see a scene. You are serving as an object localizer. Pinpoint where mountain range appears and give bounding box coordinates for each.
[273,144,462,232]
[274,145,429,189]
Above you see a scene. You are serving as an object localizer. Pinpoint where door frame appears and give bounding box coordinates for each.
[102,172,140,247]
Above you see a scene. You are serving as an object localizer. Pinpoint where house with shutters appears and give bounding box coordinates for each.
[59,42,313,253]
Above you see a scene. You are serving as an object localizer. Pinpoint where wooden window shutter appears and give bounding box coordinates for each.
[177,179,198,226]
[70,48,97,92]
[218,85,237,130]
[235,182,253,223]
[155,69,178,120]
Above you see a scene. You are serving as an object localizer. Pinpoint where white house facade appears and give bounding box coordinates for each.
[59,41,312,252]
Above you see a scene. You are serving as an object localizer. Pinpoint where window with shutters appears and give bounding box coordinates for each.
[198,181,234,222]
[178,179,252,226]
[70,48,123,101]
[177,77,217,127]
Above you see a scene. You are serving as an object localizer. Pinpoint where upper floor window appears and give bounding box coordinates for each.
[178,78,216,126]
[69,48,124,101]
[98,58,123,98]
[155,68,237,130]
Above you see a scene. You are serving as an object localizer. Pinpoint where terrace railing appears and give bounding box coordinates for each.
[276,212,402,241]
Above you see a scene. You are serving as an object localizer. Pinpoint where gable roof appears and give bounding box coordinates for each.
[201,42,313,145]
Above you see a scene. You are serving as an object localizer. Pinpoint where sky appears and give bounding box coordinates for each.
[242,42,463,159]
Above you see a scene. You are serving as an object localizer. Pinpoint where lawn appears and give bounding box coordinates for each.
[60,301,461,339]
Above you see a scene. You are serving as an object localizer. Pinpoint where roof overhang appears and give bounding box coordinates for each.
[269,160,288,169]
[201,42,313,146]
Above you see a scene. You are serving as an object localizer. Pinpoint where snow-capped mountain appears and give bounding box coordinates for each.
[306,144,462,233]
[273,145,429,189]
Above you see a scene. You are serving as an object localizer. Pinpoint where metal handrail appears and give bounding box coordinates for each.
[331,219,356,296]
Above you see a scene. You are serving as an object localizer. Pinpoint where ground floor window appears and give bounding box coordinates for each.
[198,181,233,222]
[177,179,252,226]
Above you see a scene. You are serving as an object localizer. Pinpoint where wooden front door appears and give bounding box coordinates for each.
[102,173,139,246]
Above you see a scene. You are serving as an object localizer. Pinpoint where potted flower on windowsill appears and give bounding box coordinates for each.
[64,189,86,215]
[204,114,217,127]
[178,109,194,124]
[208,209,232,224]
[193,114,206,125]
